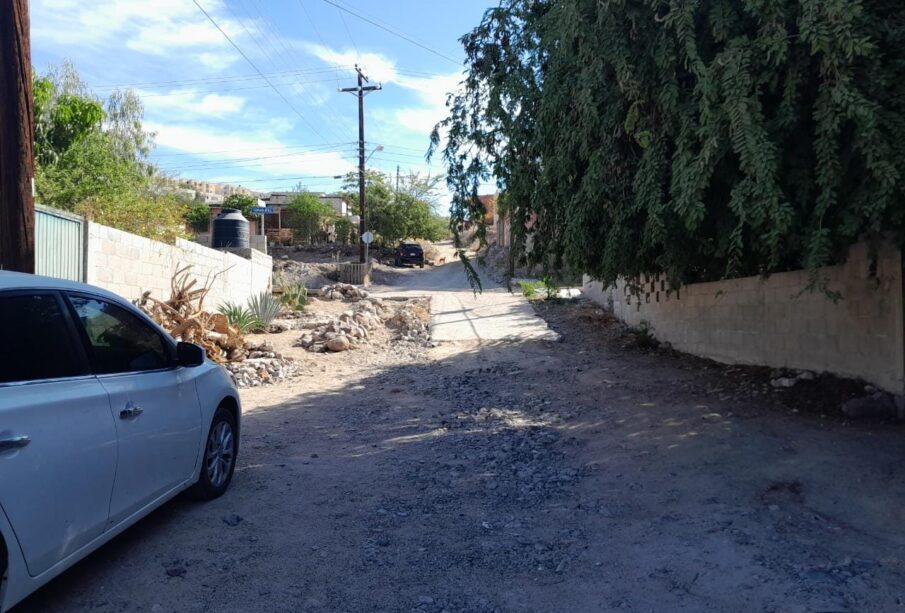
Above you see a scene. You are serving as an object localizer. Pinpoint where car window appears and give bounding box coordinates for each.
[69,295,170,374]
[0,293,83,384]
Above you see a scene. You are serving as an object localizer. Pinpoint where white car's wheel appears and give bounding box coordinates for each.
[188,406,238,500]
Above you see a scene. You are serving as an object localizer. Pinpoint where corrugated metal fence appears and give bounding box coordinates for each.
[35,205,85,282]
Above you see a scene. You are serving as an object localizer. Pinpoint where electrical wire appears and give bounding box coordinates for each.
[191,0,331,143]
[322,0,461,66]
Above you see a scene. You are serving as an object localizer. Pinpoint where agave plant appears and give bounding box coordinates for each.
[217,302,260,334]
[247,291,281,329]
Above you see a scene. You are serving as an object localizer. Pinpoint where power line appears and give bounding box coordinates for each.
[135,75,352,97]
[159,150,359,173]
[152,141,357,158]
[92,66,352,90]
[335,4,360,61]
[191,0,331,143]
[205,174,347,184]
[296,0,342,86]
[243,0,352,144]
[322,0,461,66]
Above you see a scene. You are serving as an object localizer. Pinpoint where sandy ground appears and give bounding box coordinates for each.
[15,261,905,613]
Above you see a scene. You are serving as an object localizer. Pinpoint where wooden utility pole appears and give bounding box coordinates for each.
[340,65,380,263]
[0,0,35,273]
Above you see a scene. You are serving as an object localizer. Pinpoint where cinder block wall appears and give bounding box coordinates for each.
[583,242,905,392]
[85,222,272,308]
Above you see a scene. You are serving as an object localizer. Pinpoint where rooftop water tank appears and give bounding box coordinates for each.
[211,208,249,249]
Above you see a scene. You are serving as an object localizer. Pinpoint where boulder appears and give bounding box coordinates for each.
[326,336,352,352]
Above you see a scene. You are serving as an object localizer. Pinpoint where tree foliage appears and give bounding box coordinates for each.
[433,0,905,287]
[33,63,187,243]
[341,170,450,246]
[186,203,212,233]
[287,193,334,244]
[222,193,257,218]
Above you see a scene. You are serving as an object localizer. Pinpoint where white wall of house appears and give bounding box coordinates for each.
[583,242,905,393]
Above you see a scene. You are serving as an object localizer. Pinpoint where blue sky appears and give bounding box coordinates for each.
[30,0,494,202]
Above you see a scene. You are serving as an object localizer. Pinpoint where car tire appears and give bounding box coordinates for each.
[419,262,424,268]
[187,406,238,501]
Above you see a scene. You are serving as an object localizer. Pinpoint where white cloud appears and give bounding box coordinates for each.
[139,90,246,119]
[147,122,356,182]
[32,0,244,62]
[196,51,240,71]
[303,43,462,140]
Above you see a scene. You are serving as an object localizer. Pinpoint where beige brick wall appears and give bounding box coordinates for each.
[85,222,272,308]
[583,242,904,392]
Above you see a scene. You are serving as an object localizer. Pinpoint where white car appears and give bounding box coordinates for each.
[0,272,241,612]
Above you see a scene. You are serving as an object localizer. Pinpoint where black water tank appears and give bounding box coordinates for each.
[211,208,250,249]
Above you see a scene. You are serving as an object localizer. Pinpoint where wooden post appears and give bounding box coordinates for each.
[0,0,35,273]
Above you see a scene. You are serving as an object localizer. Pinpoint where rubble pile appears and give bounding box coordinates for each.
[223,341,301,388]
[297,297,388,352]
[385,298,432,346]
[135,265,247,363]
[295,296,431,353]
[319,283,370,302]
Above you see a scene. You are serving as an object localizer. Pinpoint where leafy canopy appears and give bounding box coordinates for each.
[287,192,334,244]
[222,193,257,218]
[341,170,450,246]
[33,62,188,243]
[433,0,905,287]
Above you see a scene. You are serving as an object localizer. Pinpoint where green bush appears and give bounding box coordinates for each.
[518,280,540,298]
[185,203,210,234]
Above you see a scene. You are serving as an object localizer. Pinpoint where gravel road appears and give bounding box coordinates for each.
[16,262,905,613]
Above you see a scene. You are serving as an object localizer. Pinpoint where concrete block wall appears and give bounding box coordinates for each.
[583,242,905,392]
[85,222,272,308]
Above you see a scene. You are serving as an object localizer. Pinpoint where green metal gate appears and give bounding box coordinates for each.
[35,205,85,282]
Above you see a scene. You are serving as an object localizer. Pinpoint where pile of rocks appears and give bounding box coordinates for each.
[319,283,369,302]
[223,341,301,388]
[385,298,431,346]
[298,298,388,352]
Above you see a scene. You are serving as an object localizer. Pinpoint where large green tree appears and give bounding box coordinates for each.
[433,0,905,288]
[222,193,257,218]
[287,193,334,244]
[341,170,450,246]
[33,63,188,242]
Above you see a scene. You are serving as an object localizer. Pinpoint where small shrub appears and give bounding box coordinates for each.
[247,291,281,329]
[541,275,558,299]
[518,280,540,298]
[217,302,260,334]
[279,283,308,311]
[625,320,659,349]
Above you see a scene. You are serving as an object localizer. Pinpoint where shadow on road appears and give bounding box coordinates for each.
[17,302,905,612]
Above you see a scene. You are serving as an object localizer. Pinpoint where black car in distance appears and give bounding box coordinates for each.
[394,243,425,268]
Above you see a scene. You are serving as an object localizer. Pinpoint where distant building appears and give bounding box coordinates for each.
[259,192,356,244]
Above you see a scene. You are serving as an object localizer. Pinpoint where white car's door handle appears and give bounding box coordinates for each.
[0,435,31,452]
[119,404,144,420]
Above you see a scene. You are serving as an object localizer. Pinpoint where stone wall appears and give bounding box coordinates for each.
[85,222,272,307]
[583,243,904,392]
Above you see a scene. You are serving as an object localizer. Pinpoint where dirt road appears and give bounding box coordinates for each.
[17,264,905,612]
